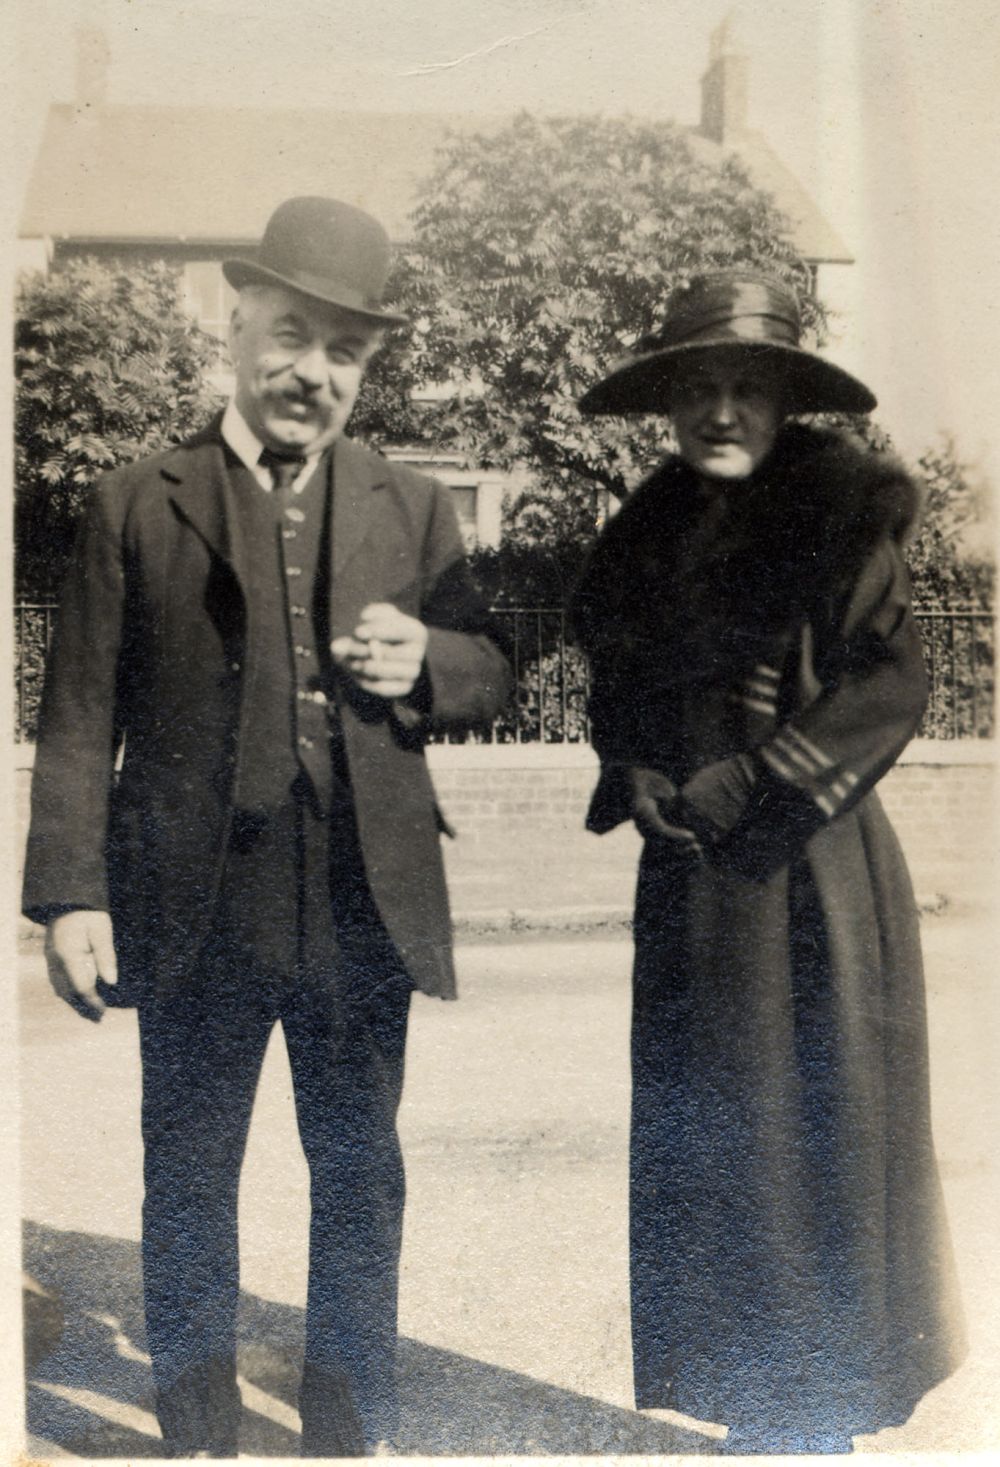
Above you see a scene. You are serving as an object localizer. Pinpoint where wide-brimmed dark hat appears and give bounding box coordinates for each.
[223,196,409,327]
[578,269,875,416]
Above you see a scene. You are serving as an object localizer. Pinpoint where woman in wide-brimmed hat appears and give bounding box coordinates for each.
[572,269,966,1453]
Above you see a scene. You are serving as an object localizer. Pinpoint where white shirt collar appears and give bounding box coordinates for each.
[220,401,320,493]
[221,401,278,491]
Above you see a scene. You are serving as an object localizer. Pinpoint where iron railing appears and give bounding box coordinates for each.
[14,602,58,746]
[466,607,591,745]
[917,607,995,739]
[14,602,995,744]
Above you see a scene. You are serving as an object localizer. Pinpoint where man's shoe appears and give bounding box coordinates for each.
[155,1358,241,1458]
[299,1362,366,1457]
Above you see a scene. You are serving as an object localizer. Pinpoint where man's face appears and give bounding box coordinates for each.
[229,285,381,453]
[668,350,785,481]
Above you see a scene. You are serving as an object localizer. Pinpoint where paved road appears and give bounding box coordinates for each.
[17,915,999,1458]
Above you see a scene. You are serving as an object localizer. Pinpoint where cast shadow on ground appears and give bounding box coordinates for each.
[24,1219,713,1457]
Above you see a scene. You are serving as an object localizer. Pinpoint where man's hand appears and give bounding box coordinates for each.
[45,910,117,1022]
[627,766,703,856]
[331,602,429,699]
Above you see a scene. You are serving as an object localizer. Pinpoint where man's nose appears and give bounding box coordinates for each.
[293,346,329,390]
[707,391,738,424]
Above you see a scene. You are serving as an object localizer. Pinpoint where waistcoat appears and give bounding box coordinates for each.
[226,449,339,815]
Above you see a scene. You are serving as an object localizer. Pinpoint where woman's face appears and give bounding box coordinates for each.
[668,351,785,481]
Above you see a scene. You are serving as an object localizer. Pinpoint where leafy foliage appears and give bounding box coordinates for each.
[905,438,995,736]
[907,436,994,608]
[349,285,426,446]
[404,112,822,564]
[15,258,223,596]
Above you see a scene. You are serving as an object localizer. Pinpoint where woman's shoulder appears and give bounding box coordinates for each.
[597,454,695,544]
[772,422,922,549]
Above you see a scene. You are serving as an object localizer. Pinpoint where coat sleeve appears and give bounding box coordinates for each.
[22,484,128,922]
[392,480,513,734]
[570,496,661,832]
[677,538,928,881]
[571,500,643,764]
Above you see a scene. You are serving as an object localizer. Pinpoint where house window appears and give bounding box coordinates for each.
[182,261,237,341]
[382,451,504,551]
[449,487,479,551]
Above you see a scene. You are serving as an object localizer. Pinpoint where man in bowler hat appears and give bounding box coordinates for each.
[23,196,512,1456]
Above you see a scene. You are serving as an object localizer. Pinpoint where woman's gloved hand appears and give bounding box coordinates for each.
[675,752,759,847]
[627,767,703,856]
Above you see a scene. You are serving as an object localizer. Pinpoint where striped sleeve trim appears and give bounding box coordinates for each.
[759,726,861,819]
[728,662,781,720]
[784,725,833,770]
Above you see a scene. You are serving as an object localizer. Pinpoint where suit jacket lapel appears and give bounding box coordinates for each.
[331,435,383,579]
[160,422,384,615]
[163,417,251,593]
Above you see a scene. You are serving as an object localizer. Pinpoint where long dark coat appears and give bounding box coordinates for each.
[573,424,966,1436]
[23,418,511,1002]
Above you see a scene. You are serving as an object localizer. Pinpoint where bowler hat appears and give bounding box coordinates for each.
[223,196,409,327]
[578,269,875,416]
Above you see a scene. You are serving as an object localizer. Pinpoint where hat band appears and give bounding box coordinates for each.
[663,277,801,349]
[671,313,801,348]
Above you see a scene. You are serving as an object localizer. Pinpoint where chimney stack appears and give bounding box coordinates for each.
[700,12,748,143]
[75,25,110,109]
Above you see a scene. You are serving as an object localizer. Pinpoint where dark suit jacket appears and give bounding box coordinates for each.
[22,418,511,1001]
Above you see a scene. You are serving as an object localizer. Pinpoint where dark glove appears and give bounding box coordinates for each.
[674,753,758,847]
[627,766,703,855]
[678,753,829,882]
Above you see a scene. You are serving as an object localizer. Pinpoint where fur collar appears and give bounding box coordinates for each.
[582,424,922,687]
[625,422,921,613]
[747,421,921,550]
[637,421,920,542]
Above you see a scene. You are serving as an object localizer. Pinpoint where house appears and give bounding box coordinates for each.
[18,19,851,550]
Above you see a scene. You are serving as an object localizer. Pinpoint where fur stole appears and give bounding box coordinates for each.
[576,423,921,687]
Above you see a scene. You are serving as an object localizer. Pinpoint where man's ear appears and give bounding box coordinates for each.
[227,306,242,364]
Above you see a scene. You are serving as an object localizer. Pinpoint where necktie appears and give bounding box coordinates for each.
[259,445,307,494]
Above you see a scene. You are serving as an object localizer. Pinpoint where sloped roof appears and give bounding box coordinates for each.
[687,128,851,263]
[20,104,851,263]
[19,105,477,244]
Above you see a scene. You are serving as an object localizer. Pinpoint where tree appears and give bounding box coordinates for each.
[348,272,426,447]
[404,111,823,587]
[15,258,223,597]
[903,437,995,737]
[906,436,994,609]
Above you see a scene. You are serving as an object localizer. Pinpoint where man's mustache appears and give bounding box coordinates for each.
[276,389,323,408]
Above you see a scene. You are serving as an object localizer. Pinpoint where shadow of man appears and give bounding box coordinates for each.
[25,1220,713,1457]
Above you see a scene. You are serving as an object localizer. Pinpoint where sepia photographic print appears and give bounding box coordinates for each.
[3,0,997,1461]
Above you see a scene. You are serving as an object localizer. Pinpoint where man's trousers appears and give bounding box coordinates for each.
[137,797,413,1457]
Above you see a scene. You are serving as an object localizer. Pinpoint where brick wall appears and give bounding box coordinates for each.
[876,758,996,905]
[425,741,997,908]
[429,759,596,836]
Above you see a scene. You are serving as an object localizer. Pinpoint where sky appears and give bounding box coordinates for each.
[6,0,1000,501]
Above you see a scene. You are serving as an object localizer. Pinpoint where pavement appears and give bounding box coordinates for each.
[15,898,1000,1460]
[438,817,966,937]
[11,771,998,1458]
[443,820,644,937]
